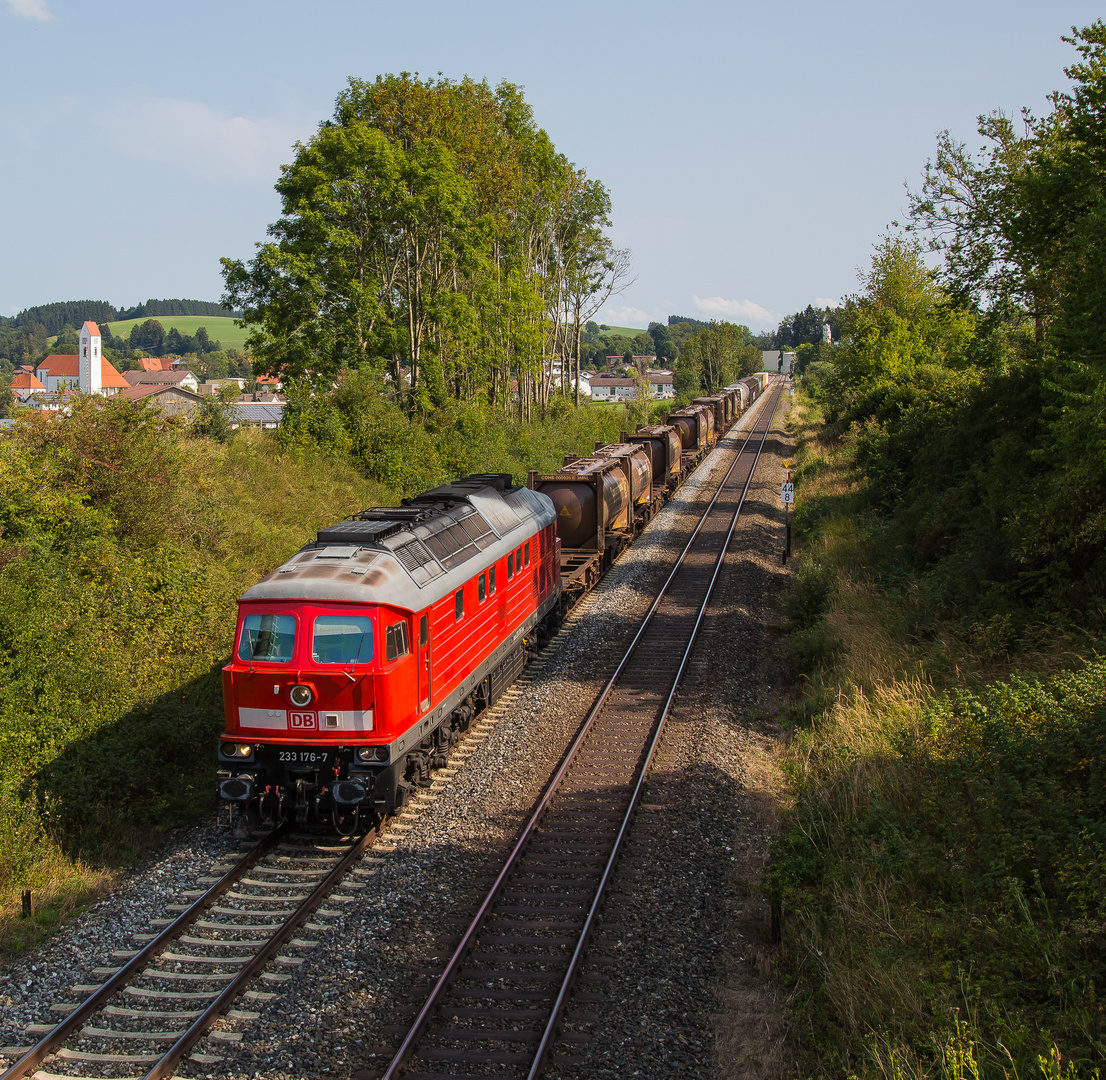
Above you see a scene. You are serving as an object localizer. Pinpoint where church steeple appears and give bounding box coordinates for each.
[79,321,102,394]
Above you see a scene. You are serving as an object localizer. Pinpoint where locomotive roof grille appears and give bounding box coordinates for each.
[316,518,406,544]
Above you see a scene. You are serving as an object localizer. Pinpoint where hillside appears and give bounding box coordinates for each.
[104,315,250,353]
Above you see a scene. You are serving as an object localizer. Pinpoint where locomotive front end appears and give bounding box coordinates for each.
[218,600,406,826]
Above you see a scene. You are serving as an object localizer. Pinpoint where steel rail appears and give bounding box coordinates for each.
[527,382,782,1078]
[0,822,292,1080]
[141,825,378,1080]
[380,381,783,1080]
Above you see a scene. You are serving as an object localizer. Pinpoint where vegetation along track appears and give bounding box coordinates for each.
[0,825,380,1080]
[376,381,784,1080]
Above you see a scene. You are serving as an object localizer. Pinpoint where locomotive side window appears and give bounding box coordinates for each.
[312,615,374,664]
[516,545,523,570]
[507,552,514,579]
[489,566,496,594]
[419,613,428,648]
[478,572,486,602]
[524,541,531,567]
[455,588,464,621]
[385,620,410,662]
[238,613,296,663]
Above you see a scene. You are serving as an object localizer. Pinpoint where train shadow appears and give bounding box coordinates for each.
[24,662,226,865]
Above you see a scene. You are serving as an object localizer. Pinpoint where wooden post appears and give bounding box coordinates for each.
[21,889,34,918]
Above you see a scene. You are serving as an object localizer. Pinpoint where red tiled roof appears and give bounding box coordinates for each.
[11,371,45,390]
[83,321,100,337]
[37,354,129,389]
[139,357,172,371]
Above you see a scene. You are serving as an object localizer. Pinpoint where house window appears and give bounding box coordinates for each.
[455,588,464,621]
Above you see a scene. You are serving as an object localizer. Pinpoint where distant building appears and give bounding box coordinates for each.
[199,378,247,395]
[230,402,284,429]
[118,383,203,417]
[36,323,129,396]
[123,369,200,394]
[589,372,675,402]
[10,369,47,403]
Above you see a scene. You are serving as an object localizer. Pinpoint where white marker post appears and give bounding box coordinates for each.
[781,478,794,563]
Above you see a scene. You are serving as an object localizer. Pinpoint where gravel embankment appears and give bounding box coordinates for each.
[0,384,795,1080]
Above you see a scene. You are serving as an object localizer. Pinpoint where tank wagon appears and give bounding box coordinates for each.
[218,474,561,826]
[667,403,715,465]
[591,441,662,526]
[527,457,633,602]
[622,424,683,494]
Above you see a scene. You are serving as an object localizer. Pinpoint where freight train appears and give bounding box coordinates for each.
[217,373,769,827]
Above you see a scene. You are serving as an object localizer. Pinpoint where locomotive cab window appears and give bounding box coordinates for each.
[478,572,486,603]
[516,546,523,570]
[507,552,514,579]
[489,566,496,594]
[385,620,410,662]
[524,541,531,567]
[419,613,428,648]
[238,613,296,663]
[312,615,374,664]
[455,588,464,621]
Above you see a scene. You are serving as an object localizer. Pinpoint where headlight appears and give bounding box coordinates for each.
[289,684,314,707]
[221,742,253,759]
[356,746,388,762]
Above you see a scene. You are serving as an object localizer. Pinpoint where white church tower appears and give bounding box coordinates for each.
[79,321,102,395]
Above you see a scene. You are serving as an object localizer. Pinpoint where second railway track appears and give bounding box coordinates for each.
[376,380,784,1080]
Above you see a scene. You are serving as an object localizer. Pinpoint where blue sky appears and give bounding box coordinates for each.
[1,0,1101,332]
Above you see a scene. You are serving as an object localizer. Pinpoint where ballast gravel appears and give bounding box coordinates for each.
[0,384,795,1080]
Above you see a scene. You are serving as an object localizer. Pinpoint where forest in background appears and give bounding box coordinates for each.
[771,23,1106,1079]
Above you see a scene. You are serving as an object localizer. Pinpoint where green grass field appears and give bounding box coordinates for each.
[103,315,252,353]
[596,324,646,338]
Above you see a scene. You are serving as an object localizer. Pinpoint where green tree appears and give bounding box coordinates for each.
[129,319,166,356]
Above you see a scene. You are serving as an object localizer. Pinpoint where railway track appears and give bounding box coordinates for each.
[0,825,379,1080]
[0,380,782,1080]
[375,381,784,1080]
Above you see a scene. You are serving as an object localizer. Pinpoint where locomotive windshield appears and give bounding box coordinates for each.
[312,614,375,664]
[237,613,296,663]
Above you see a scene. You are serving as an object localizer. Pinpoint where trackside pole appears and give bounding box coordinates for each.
[781,466,794,564]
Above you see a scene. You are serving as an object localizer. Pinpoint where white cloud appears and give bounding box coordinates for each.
[597,305,653,330]
[692,295,780,330]
[5,0,53,20]
[98,97,310,183]
[814,296,841,309]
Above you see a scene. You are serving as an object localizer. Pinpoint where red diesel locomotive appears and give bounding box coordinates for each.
[217,474,561,825]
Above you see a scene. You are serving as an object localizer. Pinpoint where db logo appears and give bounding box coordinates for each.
[290,712,318,730]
